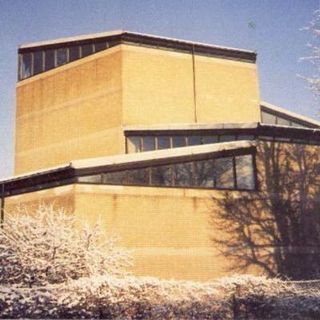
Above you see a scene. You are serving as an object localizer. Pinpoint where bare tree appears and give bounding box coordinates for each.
[301,9,320,99]
[212,141,320,280]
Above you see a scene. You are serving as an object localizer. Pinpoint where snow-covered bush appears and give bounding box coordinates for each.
[2,205,320,319]
[0,205,131,287]
[1,274,320,319]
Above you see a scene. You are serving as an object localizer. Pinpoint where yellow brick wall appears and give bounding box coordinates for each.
[72,184,261,281]
[5,185,75,213]
[195,55,260,123]
[15,46,124,174]
[4,183,253,281]
[122,45,196,125]
[15,43,260,174]
[122,44,260,126]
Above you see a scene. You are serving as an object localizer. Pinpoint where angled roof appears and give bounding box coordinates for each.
[0,141,256,196]
[18,30,256,63]
[261,101,320,128]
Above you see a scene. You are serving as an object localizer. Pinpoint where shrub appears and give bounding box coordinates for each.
[0,205,131,287]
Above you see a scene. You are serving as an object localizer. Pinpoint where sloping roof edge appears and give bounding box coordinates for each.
[261,101,320,128]
[0,141,256,187]
[18,30,256,63]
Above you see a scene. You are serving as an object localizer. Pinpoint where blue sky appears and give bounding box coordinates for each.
[0,0,319,178]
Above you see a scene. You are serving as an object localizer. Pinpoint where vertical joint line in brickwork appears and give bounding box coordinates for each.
[192,45,198,123]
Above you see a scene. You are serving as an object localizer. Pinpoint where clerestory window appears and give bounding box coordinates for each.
[77,152,256,191]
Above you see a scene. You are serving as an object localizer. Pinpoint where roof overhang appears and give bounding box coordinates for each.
[18,30,257,63]
[0,141,256,197]
[124,122,320,137]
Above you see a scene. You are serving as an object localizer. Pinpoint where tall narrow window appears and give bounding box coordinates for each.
[235,155,255,190]
[81,43,93,57]
[21,53,32,79]
[94,41,106,53]
[33,51,43,75]
[44,49,55,71]
[214,157,235,189]
[56,48,68,66]
[151,165,172,186]
[142,137,155,151]
[69,46,80,62]
[173,162,193,187]
[194,159,214,187]
[157,136,171,150]
[127,137,142,153]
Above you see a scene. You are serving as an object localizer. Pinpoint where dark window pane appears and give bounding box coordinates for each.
[33,51,43,75]
[259,136,274,141]
[69,46,80,62]
[21,53,32,79]
[44,49,55,71]
[237,134,254,141]
[276,137,291,142]
[172,136,186,148]
[277,116,290,126]
[78,175,102,183]
[220,135,236,142]
[151,165,172,186]
[291,122,305,128]
[235,155,255,190]
[56,47,68,66]
[214,157,235,189]
[127,168,149,185]
[261,111,276,124]
[173,162,193,187]
[94,41,106,52]
[142,137,155,151]
[203,136,218,144]
[127,137,141,153]
[81,43,93,57]
[157,136,171,150]
[194,159,214,187]
[188,135,203,146]
[102,171,127,184]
